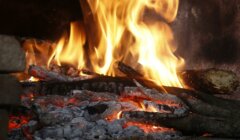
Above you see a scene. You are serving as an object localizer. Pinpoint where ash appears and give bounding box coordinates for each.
[8,88,186,140]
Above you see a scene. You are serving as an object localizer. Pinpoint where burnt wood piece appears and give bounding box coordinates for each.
[117,61,143,78]
[21,76,240,116]
[28,65,91,82]
[0,0,82,40]
[21,76,240,137]
[21,76,136,95]
[122,111,240,138]
[180,69,239,94]
[117,62,239,95]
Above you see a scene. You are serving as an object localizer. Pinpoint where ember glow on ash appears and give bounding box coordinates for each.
[17,0,187,135]
[8,115,30,131]
[124,121,174,133]
[23,0,184,87]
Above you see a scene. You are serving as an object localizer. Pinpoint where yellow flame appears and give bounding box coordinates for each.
[87,0,184,87]
[24,0,184,88]
[48,22,86,69]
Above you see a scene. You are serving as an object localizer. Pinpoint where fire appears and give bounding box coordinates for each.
[124,121,174,133]
[48,22,86,69]
[86,0,184,87]
[22,0,184,87]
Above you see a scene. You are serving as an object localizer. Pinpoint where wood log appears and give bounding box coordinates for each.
[21,76,240,137]
[117,61,143,78]
[21,76,240,117]
[117,62,239,94]
[28,65,91,82]
[122,111,240,138]
[21,76,136,95]
[180,69,239,94]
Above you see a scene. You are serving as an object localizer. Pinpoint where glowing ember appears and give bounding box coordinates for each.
[8,115,30,131]
[18,0,186,135]
[124,121,174,133]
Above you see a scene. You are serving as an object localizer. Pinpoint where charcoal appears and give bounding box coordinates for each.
[63,125,72,139]
[45,138,57,140]
[149,131,182,140]
[69,106,85,117]
[96,119,108,126]
[70,128,83,138]
[35,126,64,139]
[107,120,123,134]
[22,120,38,133]
[70,117,90,130]
[70,137,85,140]
[38,108,74,125]
[118,126,145,139]
[8,128,25,140]
[85,126,109,140]
[34,136,42,140]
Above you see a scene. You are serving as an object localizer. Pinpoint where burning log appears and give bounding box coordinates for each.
[122,111,240,137]
[180,69,239,94]
[28,65,91,82]
[117,61,239,94]
[20,76,240,138]
[117,62,143,78]
[21,76,136,95]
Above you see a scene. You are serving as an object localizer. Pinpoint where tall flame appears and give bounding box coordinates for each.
[48,22,86,69]
[87,0,184,87]
[24,0,184,88]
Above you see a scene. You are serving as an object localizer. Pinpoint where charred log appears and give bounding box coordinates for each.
[28,65,90,82]
[122,111,240,138]
[180,69,239,94]
[117,61,143,78]
[21,76,135,95]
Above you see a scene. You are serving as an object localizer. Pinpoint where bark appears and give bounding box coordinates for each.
[28,65,90,82]
[180,69,239,94]
[117,61,143,78]
[122,111,240,138]
[21,75,240,137]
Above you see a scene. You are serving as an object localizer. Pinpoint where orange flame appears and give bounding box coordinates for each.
[86,0,184,87]
[22,0,184,88]
[48,22,86,69]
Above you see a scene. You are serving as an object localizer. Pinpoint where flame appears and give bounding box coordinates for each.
[48,22,86,69]
[22,0,184,88]
[87,0,184,87]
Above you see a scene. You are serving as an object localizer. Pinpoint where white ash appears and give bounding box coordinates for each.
[10,89,186,140]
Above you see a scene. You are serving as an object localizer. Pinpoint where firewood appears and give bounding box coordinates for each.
[116,62,239,95]
[122,111,240,137]
[21,76,240,137]
[180,68,239,94]
[28,65,91,82]
[21,76,136,95]
[117,61,143,78]
[21,76,240,116]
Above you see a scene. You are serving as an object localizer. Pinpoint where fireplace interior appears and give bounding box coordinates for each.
[0,0,240,140]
